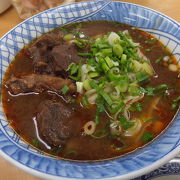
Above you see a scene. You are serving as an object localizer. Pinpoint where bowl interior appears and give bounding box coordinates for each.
[0,1,179,179]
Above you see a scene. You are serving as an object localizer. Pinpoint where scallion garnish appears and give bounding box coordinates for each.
[135,103,142,111]
[68,63,79,75]
[82,95,88,108]
[145,48,151,52]
[74,39,87,48]
[142,132,154,143]
[108,102,124,114]
[77,52,92,57]
[99,90,113,106]
[61,85,69,94]
[64,149,77,157]
[136,71,149,83]
[146,39,157,44]
[145,86,155,96]
[32,139,39,147]
[155,56,163,63]
[63,34,74,41]
[118,115,134,130]
[171,96,180,110]
[66,30,171,131]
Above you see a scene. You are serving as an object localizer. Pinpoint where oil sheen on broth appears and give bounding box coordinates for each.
[2,21,180,161]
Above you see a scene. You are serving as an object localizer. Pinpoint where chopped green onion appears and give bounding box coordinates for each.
[67,63,79,75]
[107,71,120,80]
[118,115,134,130]
[111,67,120,75]
[69,75,79,81]
[115,79,129,92]
[128,83,140,96]
[101,48,112,57]
[98,43,110,49]
[77,53,92,57]
[129,103,143,112]
[145,48,151,52]
[96,95,105,112]
[136,71,149,83]
[89,80,101,92]
[95,112,100,124]
[142,132,154,143]
[113,44,123,58]
[154,84,170,95]
[75,32,90,39]
[171,96,180,110]
[171,103,178,110]
[76,82,83,94]
[99,90,113,105]
[58,27,69,33]
[102,62,110,73]
[75,23,82,30]
[61,85,69,94]
[132,60,142,72]
[32,139,39,147]
[143,117,156,122]
[174,96,180,102]
[145,86,155,96]
[83,79,92,90]
[146,39,157,44]
[94,95,106,124]
[82,95,88,108]
[155,84,169,90]
[63,34,74,41]
[92,128,108,138]
[63,29,172,131]
[69,98,76,103]
[121,54,127,63]
[129,106,137,112]
[74,39,87,48]
[108,102,124,114]
[108,32,120,46]
[87,58,96,66]
[155,56,163,63]
[107,67,122,80]
[135,103,142,111]
[141,62,153,76]
[50,147,62,155]
[105,56,114,68]
[88,72,100,78]
[64,150,77,157]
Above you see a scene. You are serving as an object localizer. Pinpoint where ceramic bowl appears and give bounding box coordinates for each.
[0,1,179,179]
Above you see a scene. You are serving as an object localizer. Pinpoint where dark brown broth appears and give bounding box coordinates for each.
[2,21,179,161]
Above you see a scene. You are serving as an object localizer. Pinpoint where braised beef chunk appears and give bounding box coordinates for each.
[7,74,75,95]
[49,44,82,70]
[36,100,81,146]
[27,31,82,76]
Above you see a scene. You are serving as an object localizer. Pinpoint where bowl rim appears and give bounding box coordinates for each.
[1,145,179,180]
[0,0,179,42]
[0,1,179,180]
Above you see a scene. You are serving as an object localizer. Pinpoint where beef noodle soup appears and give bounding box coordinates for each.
[2,21,180,161]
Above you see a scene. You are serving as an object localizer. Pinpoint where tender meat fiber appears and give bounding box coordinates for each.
[28,31,63,62]
[6,74,75,95]
[36,100,81,146]
[49,44,82,71]
[27,31,82,76]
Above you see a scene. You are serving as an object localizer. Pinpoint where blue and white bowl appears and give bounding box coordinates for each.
[0,1,179,179]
